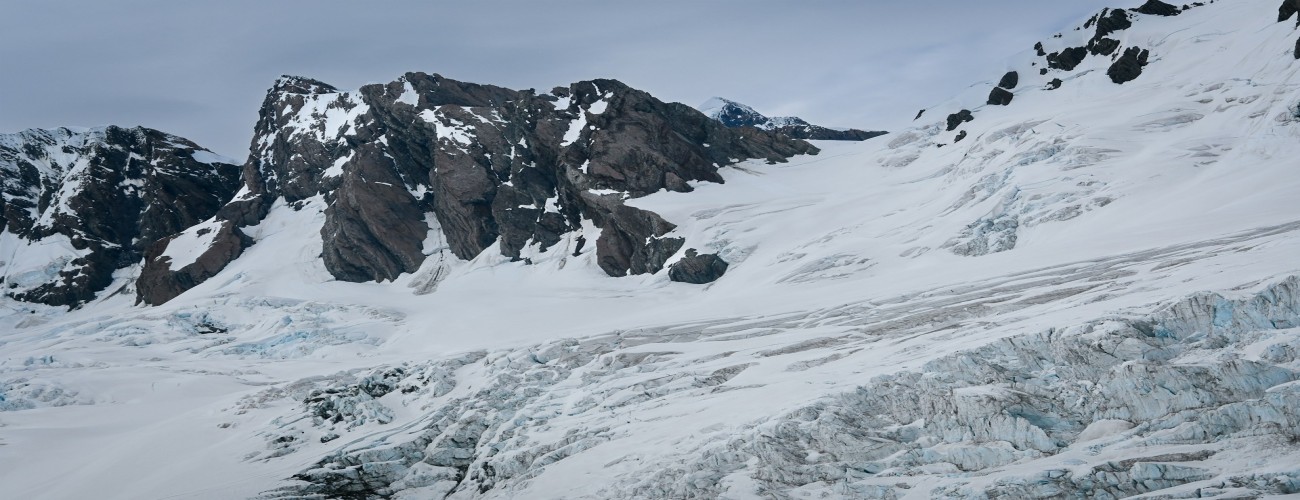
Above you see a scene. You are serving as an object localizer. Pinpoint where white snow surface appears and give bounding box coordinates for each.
[2,1,1300,498]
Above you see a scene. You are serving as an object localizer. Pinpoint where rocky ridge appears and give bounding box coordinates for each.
[137,74,817,304]
[0,126,240,307]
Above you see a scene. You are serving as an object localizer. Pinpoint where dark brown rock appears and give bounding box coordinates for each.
[321,146,429,282]
[1046,78,1064,90]
[987,87,1015,106]
[946,110,974,131]
[1280,0,1299,23]
[595,204,684,277]
[954,130,968,143]
[1047,47,1089,71]
[1094,9,1133,40]
[1137,0,1181,16]
[136,221,252,306]
[1089,37,1122,56]
[1108,47,1151,84]
[0,126,240,307]
[998,71,1019,89]
[668,249,729,284]
[187,73,818,292]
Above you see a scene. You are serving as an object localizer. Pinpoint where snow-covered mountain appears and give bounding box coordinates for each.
[0,126,240,306]
[699,97,889,141]
[2,0,1300,498]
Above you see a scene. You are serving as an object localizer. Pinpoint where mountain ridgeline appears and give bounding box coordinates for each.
[0,127,240,306]
[133,74,819,305]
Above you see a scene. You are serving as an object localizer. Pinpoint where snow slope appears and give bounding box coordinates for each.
[2,0,1300,498]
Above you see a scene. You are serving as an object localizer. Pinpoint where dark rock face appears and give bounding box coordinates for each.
[595,204,683,277]
[1046,78,1065,90]
[1108,47,1152,84]
[1280,0,1299,23]
[954,130,968,143]
[136,221,252,306]
[1034,42,1047,57]
[1295,36,1300,59]
[987,87,1015,106]
[700,98,887,141]
[946,110,974,132]
[1047,47,1089,71]
[158,74,817,302]
[1089,37,1122,56]
[1093,9,1133,40]
[1137,0,1181,16]
[998,71,1019,89]
[0,126,240,307]
[667,249,729,284]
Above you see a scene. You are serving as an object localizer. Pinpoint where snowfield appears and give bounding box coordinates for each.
[3,0,1300,498]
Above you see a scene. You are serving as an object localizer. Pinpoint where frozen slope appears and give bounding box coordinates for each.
[1,0,1299,498]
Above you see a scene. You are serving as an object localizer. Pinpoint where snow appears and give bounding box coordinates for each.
[189,149,237,165]
[2,1,1300,498]
[158,218,223,270]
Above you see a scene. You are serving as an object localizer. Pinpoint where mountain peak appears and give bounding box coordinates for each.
[698,97,886,141]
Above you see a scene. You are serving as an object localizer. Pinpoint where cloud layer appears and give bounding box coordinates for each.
[0,0,1114,157]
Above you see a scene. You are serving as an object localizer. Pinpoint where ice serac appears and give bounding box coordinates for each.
[0,126,240,307]
[698,97,888,141]
[153,73,816,301]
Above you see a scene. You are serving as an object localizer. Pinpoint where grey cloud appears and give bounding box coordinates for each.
[2,1,1117,157]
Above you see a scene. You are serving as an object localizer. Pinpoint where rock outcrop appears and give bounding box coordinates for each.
[1136,0,1181,16]
[1109,46,1152,84]
[667,249,729,284]
[136,220,252,306]
[1281,0,1299,23]
[136,74,818,304]
[987,87,1015,106]
[0,127,240,307]
[946,109,974,131]
[698,97,887,141]
[997,71,1019,89]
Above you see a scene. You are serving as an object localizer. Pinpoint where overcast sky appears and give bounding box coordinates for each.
[1,1,1117,157]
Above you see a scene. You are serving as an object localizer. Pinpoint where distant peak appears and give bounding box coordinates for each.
[697,97,886,141]
[272,75,338,95]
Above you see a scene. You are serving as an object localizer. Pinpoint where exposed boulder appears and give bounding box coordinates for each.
[997,71,1019,89]
[185,73,816,296]
[1108,47,1152,84]
[954,130,968,143]
[1137,0,1181,16]
[1088,37,1122,56]
[1295,36,1300,59]
[1093,9,1133,40]
[595,204,683,277]
[946,110,974,131]
[1046,78,1065,90]
[1047,47,1089,71]
[987,87,1015,106]
[136,220,252,306]
[1281,0,1299,23]
[0,126,240,307]
[668,249,729,284]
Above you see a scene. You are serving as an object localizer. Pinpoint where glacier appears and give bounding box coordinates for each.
[1,0,1299,498]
